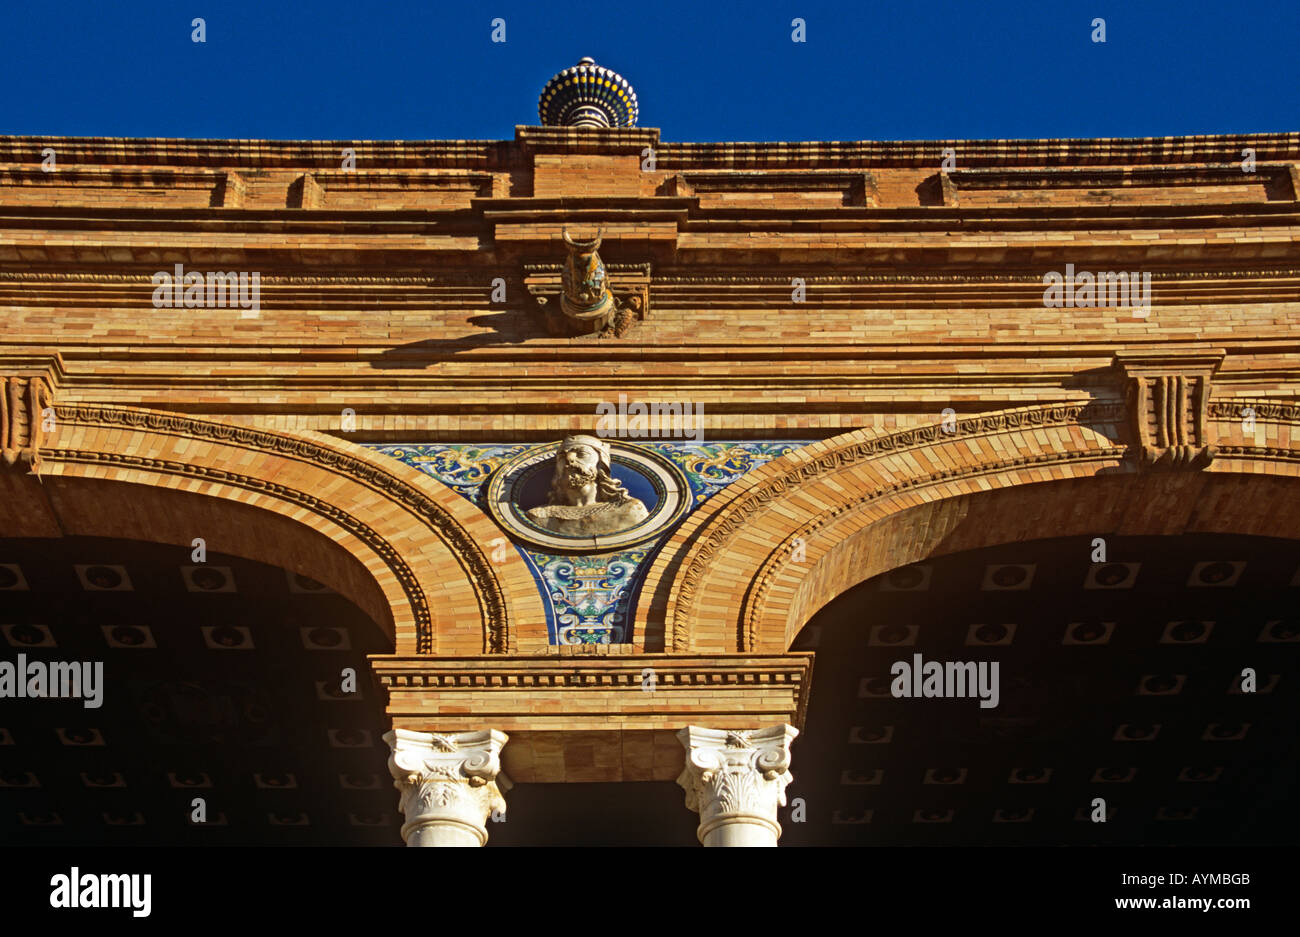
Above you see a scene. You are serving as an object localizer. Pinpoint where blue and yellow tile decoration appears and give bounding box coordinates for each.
[367,442,812,644]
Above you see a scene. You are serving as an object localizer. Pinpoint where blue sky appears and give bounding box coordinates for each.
[1,0,1295,142]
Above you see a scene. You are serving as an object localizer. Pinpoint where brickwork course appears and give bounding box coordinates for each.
[1,123,1298,784]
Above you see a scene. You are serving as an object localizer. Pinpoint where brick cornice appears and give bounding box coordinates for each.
[655,133,1300,168]
[514,125,660,153]
[1,131,1292,170]
[946,163,1296,194]
[0,137,508,169]
[2,201,1296,233]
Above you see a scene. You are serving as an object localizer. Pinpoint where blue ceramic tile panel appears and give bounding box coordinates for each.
[368,442,813,643]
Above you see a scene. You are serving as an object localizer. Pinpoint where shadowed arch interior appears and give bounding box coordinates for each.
[779,531,1300,846]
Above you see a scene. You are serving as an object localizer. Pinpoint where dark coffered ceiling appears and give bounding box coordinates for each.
[0,537,400,845]
[782,533,1299,846]
[1,532,1295,846]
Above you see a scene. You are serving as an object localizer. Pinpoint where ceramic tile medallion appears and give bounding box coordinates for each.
[369,441,810,644]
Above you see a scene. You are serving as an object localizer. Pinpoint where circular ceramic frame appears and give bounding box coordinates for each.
[486,441,689,552]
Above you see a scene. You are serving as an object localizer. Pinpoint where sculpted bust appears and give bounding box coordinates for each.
[525,435,649,536]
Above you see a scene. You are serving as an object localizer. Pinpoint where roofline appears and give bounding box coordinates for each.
[0,130,1293,169]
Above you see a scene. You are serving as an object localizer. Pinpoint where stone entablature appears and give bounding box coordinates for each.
[373,653,812,782]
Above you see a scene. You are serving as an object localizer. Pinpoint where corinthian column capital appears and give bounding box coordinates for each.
[383,728,510,847]
[676,724,799,847]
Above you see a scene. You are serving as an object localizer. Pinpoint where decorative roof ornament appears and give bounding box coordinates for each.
[538,57,638,128]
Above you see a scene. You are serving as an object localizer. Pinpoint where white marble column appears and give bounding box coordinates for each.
[384,728,510,847]
[676,724,799,847]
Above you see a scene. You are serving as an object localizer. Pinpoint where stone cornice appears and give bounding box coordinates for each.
[0,137,508,169]
[947,163,1296,192]
[0,201,1295,232]
[651,267,1300,283]
[0,352,64,383]
[9,350,1298,439]
[372,653,814,733]
[0,166,227,186]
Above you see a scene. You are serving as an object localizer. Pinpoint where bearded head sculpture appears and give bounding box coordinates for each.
[525,435,649,536]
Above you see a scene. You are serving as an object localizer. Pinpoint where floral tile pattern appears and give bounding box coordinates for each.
[368,442,812,644]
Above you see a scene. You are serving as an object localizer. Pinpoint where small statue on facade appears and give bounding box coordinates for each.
[525,435,649,536]
[559,229,617,331]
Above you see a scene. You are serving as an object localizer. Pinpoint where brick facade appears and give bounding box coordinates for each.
[1,126,1297,785]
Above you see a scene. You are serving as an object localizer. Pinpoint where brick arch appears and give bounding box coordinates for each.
[637,399,1300,654]
[27,403,547,654]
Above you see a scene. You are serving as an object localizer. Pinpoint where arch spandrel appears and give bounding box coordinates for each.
[640,400,1300,656]
[25,403,547,655]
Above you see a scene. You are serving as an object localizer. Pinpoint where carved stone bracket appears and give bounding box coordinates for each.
[1114,349,1225,469]
[1,376,52,473]
[384,728,510,847]
[677,724,799,847]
